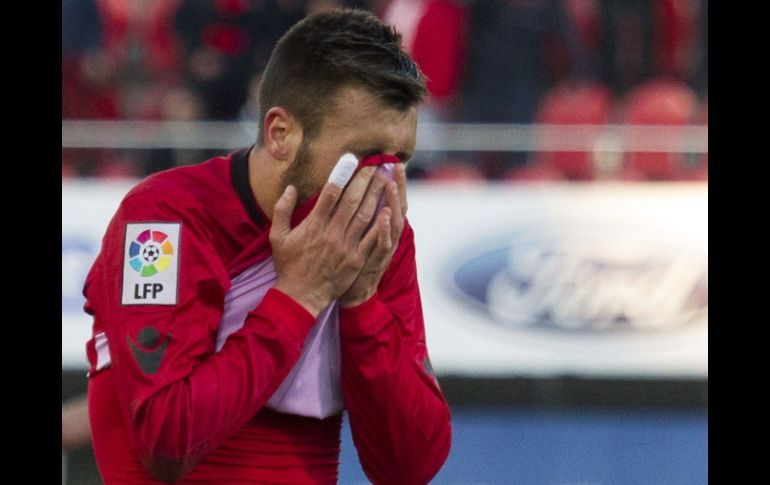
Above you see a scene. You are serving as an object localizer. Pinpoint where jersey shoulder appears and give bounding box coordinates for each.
[119,152,237,221]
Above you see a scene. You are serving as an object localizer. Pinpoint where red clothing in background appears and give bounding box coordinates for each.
[381,0,467,104]
[410,0,467,102]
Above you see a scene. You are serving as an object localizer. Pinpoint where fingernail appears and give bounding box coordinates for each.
[327,153,358,187]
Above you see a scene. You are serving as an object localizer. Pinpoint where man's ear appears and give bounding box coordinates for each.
[262,107,302,161]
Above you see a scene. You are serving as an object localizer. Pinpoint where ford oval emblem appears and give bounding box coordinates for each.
[444,230,708,334]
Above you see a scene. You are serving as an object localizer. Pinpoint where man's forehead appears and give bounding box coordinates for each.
[325,85,418,128]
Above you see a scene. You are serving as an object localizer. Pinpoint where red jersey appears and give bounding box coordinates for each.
[84,148,452,484]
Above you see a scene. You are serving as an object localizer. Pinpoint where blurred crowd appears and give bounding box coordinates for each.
[62,0,708,181]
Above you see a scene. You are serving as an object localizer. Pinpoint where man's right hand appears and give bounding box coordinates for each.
[269,166,389,317]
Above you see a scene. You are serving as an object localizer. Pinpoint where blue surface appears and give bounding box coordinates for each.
[338,407,708,484]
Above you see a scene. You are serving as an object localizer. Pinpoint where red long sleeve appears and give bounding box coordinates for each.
[85,191,316,482]
[338,222,452,485]
[85,154,453,483]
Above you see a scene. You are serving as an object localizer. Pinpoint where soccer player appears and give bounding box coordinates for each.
[83,9,452,485]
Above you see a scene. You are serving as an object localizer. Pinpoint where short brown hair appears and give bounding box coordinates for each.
[257,9,426,145]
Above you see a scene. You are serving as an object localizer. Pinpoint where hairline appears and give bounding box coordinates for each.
[258,82,422,147]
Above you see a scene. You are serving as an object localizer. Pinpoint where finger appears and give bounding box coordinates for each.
[312,153,359,220]
[330,165,377,230]
[358,207,391,258]
[366,210,394,272]
[377,208,393,253]
[346,170,388,241]
[270,185,297,245]
[328,153,359,187]
[384,180,404,240]
[394,163,408,216]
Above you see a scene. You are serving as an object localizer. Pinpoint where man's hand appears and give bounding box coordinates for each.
[339,163,409,307]
[270,165,390,317]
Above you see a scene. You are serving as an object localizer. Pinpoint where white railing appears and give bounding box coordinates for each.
[62,120,708,153]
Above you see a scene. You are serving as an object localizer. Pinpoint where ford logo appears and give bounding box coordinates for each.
[444,229,708,334]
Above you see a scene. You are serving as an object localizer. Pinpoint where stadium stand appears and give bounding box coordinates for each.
[528,81,614,181]
[620,78,700,181]
[62,3,708,484]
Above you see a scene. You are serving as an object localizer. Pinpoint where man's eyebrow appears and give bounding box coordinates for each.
[352,148,413,162]
[396,151,413,162]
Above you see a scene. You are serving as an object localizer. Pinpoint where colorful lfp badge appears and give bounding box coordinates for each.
[122,223,180,305]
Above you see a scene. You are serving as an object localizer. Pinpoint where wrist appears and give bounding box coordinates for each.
[339,287,377,308]
[273,278,329,318]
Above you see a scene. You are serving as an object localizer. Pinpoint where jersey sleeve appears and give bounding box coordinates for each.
[338,221,452,485]
[85,191,317,482]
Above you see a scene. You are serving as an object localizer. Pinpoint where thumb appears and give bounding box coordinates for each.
[270,185,296,245]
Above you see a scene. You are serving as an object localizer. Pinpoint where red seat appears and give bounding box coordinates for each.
[621,79,699,180]
[93,157,141,179]
[422,161,485,183]
[679,97,707,181]
[531,82,614,181]
[62,162,77,179]
[698,98,708,173]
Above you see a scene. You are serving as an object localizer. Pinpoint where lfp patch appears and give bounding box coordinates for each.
[122,223,180,305]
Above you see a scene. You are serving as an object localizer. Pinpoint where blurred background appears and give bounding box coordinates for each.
[62,0,707,483]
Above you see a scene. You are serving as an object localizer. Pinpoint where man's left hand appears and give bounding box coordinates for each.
[339,163,408,307]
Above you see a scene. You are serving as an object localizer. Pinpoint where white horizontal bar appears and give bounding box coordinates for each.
[62,120,708,153]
